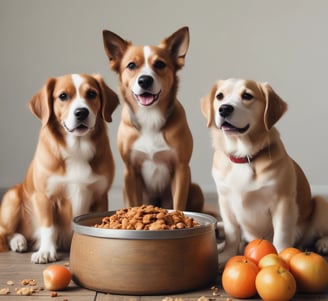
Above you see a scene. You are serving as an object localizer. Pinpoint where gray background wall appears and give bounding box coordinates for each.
[1,0,327,199]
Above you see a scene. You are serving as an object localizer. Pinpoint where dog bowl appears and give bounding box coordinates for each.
[70,210,218,295]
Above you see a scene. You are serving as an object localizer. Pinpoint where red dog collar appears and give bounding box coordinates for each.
[228,146,270,164]
[229,155,253,164]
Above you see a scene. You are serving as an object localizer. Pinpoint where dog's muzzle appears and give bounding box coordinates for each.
[133,75,161,106]
[63,107,94,136]
[217,104,250,134]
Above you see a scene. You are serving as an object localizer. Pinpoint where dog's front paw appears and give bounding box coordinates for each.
[31,248,58,264]
[8,233,27,252]
[315,237,328,254]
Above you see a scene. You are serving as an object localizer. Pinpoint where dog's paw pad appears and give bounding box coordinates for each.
[31,249,58,264]
[8,233,27,252]
[315,237,328,254]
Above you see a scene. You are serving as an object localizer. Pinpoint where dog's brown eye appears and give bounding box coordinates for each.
[86,90,97,99]
[216,92,224,100]
[242,92,253,100]
[59,93,69,101]
[154,60,166,70]
[127,62,137,70]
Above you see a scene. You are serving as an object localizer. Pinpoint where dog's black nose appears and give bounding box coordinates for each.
[138,75,153,89]
[219,104,234,118]
[74,108,89,121]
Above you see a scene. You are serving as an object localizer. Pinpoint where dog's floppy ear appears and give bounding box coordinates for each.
[102,30,130,72]
[29,78,56,127]
[92,74,119,123]
[261,82,288,130]
[160,26,189,70]
[201,83,218,128]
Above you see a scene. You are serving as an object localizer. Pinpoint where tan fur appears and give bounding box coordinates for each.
[201,78,328,268]
[103,27,204,211]
[0,74,119,263]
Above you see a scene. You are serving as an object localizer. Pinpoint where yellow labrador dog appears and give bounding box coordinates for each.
[201,78,328,267]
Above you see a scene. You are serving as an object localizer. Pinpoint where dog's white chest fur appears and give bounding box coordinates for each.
[214,163,276,240]
[132,108,172,192]
[47,136,107,216]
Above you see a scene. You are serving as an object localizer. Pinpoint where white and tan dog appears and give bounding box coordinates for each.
[201,78,328,267]
[102,27,204,211]
[0,74,119,263]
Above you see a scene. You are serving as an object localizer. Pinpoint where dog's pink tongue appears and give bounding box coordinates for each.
[138,94,154,106]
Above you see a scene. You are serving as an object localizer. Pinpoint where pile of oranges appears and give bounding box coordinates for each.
[221,238,328,301]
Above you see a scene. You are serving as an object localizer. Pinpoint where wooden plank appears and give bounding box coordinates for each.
[0,252,95,300]
[1,236,328,300]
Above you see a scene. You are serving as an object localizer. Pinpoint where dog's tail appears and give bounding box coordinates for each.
[311,195,328,254]
[0,185,24,252]
[0,227,9,251]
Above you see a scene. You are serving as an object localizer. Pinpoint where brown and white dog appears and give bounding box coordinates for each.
[0,74,119,263]
[102,27,204,211]
[201,78,328,267]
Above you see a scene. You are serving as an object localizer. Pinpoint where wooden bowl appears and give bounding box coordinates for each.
[70,210,218,295]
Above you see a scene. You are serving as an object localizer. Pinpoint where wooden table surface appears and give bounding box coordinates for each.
[0,189,328,300]
[0,251,327,301]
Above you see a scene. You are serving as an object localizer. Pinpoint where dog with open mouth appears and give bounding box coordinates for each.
[201,78,328,268]
[102,27,204,211]
[0,74,119,263]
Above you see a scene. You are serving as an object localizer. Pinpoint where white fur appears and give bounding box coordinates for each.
[213,163,277,240]
[8,233,27,252]
[221,132,253,158]
[47,135,106,217]
[31,226,57,263]
[133,108,171,192]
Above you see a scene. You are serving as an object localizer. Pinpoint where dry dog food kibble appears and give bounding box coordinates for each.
[94,205,200,230]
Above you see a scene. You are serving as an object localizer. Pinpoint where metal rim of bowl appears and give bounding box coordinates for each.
[73,210,218,240]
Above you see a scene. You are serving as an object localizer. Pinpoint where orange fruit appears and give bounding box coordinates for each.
[244,238,277,264]
[43,264,71,291]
